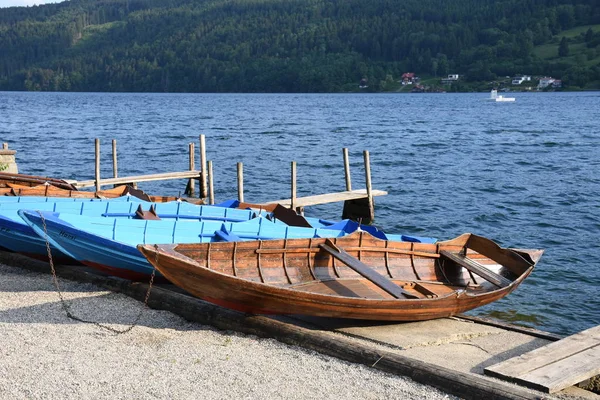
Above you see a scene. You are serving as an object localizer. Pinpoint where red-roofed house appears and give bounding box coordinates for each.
[401,73,419,85]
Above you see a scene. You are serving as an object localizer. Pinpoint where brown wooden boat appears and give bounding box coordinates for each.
[0,172,76,190]
[0,183,183,203]
[137,232,542,321]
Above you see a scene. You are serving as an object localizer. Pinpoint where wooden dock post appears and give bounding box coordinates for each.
[343,148,352,191]
[67,139,204,191]
[112,140,118,179]
[200,135,207,199]
[291,161,297,211]
[186,142,195,196]
[95,138,101,192]
[208,160,214,205]
[237,162,244,202]
[363,150,374,222]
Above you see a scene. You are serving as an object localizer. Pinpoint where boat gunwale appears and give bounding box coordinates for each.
[139,233,539,307]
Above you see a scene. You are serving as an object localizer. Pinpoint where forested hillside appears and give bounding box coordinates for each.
[1,0,599,92]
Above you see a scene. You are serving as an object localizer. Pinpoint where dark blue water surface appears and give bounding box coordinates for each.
[1,91,599,336]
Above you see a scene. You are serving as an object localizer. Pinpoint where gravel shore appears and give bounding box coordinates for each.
[0,262,457,400]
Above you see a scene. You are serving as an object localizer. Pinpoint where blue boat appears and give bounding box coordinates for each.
[0,198,256,261]
[0,196,144,261]
[19,209,434,282]
[214,218,348,241]
[218,217,436,244]
[0,197,256,221]
[18,211,357,281]
[18,210,245,280]
[319,219,437,244]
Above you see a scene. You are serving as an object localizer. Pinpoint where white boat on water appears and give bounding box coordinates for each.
[489,89,515,102]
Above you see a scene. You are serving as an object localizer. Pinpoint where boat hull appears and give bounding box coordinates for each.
[139,233,541,321]
[0,214,75,262]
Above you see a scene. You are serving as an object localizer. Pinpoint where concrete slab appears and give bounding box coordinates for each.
[288,315,505,347]
[286,316,553,371]
[340,318,507,349]
[400,332,549,374]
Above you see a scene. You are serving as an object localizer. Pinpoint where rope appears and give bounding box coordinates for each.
[38,210,156,334]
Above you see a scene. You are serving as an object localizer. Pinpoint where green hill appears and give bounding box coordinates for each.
[1,0,599,92]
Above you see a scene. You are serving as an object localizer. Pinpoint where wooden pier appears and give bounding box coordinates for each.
[264,188,387,209]
[66,138,208,196]
[485,324,600,393]
[64,137,387,221]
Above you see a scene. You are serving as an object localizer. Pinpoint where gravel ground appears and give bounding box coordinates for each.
[0,262,457,400]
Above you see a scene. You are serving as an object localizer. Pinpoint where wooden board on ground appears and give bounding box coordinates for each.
[484,325,600,393]
[265,188,387,208]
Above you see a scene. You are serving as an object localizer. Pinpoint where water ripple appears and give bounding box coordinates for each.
[2,91,599,336]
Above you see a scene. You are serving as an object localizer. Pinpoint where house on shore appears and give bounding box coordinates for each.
[401,73,419,85]
[538,77,562,89]
[512,75,531,85]
[441,74,459,84]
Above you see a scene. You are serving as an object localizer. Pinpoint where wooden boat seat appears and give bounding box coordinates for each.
[319,240,419,299]
[133,204,161,220]
[403,282,439,299]
[439,250,511,288]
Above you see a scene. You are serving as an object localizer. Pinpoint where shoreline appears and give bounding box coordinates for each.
[1,251,597,399]
[0,261,456,400]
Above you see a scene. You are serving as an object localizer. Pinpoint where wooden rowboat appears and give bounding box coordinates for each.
[0,183,182,203]
[138,232,542,321]
[0,172,76,190]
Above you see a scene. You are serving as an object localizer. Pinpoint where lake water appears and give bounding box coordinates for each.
[1,91,599,336]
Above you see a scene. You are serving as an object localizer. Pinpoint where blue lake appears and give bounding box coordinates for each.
[1,91,599,336]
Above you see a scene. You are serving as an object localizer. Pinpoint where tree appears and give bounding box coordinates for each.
[436,54,449,76]
[585,28,594,43]
[558,37,569,57]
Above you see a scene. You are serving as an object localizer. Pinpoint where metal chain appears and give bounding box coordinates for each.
[38,210,156,334]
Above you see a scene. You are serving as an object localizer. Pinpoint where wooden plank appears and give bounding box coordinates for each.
[516,344,600,393]
[71,171,202,188]
[485,325,600,393]
[319,242,418,299]
[265,188,387,208]
[256,246,439,257]
[439,250,511,288]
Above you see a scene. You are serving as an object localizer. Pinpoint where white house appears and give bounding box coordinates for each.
[512,75,531,85]
[538,77,556,89]
[441,74,459,84]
